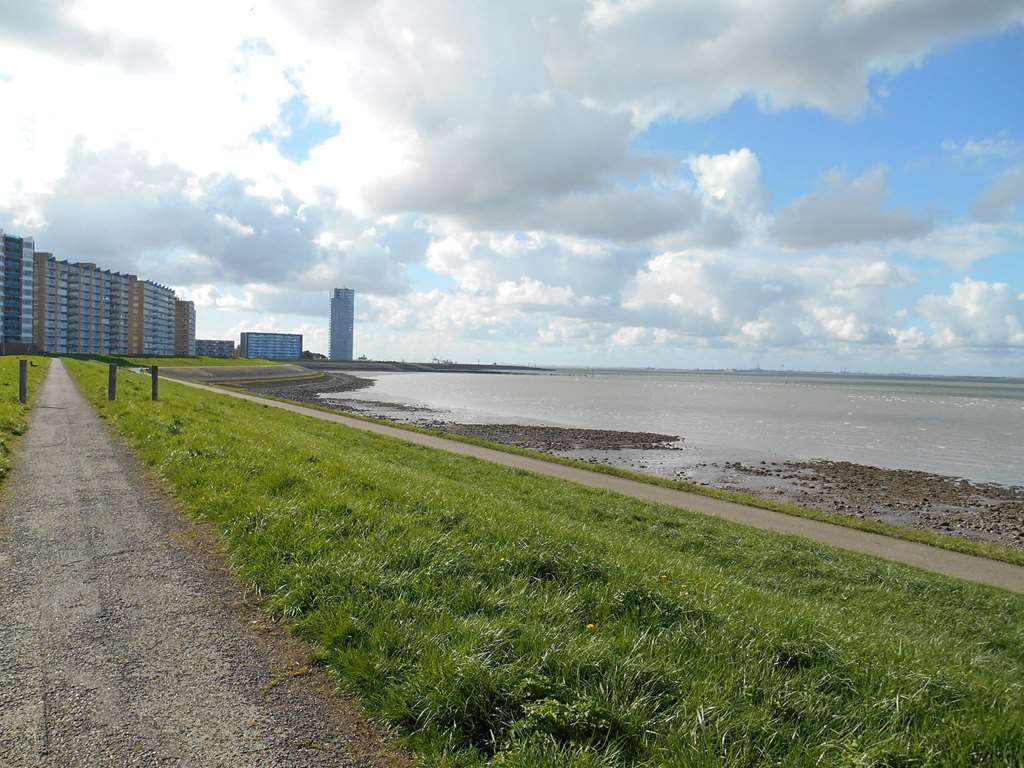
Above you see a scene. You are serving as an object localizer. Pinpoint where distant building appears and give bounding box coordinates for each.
[1,230,35,351]
[239,331,302,360]
[329,287,354,361]
[128,279,176,356]
[196,339,235,358]
[174,299,196,356]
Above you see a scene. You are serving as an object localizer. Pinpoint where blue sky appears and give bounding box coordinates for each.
[1,1,1022,374]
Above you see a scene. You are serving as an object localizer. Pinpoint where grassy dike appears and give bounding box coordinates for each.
[0,356,50,482]
[67,359,1024,767]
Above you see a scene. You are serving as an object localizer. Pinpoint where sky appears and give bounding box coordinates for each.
[1,1,1023,375]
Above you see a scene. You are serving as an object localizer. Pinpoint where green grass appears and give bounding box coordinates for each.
[231,386,1024,568]
[65,354,281,367]
[0,356,50,483]
[67,359,1024,767]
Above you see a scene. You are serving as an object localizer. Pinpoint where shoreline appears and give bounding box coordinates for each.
[238,372,1024,552]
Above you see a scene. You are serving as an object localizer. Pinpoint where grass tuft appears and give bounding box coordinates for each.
[0,356,50,484]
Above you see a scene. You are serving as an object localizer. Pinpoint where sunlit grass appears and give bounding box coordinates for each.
[0,356,50,483]
[67,359,1024,767]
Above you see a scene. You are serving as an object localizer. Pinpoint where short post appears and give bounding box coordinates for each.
[150,365,159,401]
[18,359,27,404]
[108,364,117,401]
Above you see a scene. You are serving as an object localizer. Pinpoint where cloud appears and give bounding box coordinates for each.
[773,166,932,248]
[27,144,412,297]
[943,135,1024,163]
[0,0,167,70]
[899,222,1024,270]
[495,278,579,308]
[547,0,1024,120]
[917,279,1024,349]
[972,166,1024,222]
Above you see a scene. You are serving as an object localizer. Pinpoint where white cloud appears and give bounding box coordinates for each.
[214,213,255,237]
[900,222,1024,270]
[917,279,1024,349]
[495,278,577,307]
[548,0,1024,121]
[944,135,1024,163]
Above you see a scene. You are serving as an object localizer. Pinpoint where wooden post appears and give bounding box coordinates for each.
[151,365,159,401]
[18,359,27,404]
[108,364,117,401]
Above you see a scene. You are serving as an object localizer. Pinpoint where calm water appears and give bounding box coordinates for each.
[324,370,1024,486]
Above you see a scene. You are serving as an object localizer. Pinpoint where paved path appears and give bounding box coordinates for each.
[0,361,403,767]
[169,374,1024,594]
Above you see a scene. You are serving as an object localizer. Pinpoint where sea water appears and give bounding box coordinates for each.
[322,369,1024,486]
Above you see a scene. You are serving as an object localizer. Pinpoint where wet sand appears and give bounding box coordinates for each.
[236,374,1024,551]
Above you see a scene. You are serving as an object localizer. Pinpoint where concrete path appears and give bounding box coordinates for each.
[169,375,1024,594]
[0,360,405,767]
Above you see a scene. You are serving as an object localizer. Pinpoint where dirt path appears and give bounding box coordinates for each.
[0,361,406,767]
[169,375,1024,593]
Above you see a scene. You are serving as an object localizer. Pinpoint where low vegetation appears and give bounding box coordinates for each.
[66,354,280,368]
[0,356,50,483]
[67,359,1024,767]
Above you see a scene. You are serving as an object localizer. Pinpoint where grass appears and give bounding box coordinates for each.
[0,356,50,483]
[67,358,1024,767]
[228,385,1024,568]
[65,354,281,367]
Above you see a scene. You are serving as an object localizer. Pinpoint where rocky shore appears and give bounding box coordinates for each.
[682,459,1024,549]
[238,374,1024,551]
[418,421,682,452]
[240,372,376,402]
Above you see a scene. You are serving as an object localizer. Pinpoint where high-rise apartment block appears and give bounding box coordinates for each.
[329,287,354,361]
[174,299,196,356]
[239,332,302,360]
[1,231,36,351]
[129,279,176,355]
[3,231,192,357]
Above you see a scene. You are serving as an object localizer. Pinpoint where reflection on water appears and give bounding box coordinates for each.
[322,370,1024,486]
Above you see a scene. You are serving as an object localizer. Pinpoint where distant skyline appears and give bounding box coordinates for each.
[1,2,1022,374]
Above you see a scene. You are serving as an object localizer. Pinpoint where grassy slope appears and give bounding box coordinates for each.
[0,357,50,482]
[231,386,1024,568]
[65,354,280,367]
[68,359,1024,768]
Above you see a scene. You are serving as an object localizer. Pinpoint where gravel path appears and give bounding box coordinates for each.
[0,360,406,767]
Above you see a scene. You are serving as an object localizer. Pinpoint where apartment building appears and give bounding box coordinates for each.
[239,332,302,360]
[196,339,235,358]
[33,252,66,354]
[128,278,176,356]
[64,262,131,355]
[27,245,183,356]
[1,230,35,350]
[8,232,196,357]
[174,299,196,356]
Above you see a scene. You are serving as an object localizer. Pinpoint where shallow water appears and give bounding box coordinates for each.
[322,369,1024,486]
